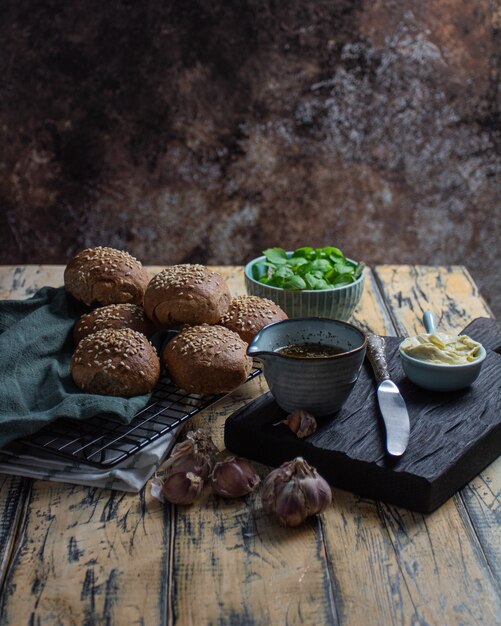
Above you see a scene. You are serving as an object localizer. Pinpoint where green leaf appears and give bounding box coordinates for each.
[286,256,308,268]
[296,262,313,277]
[263,248,288,265]
[330,274,355,286]
[323,247,344,259]
[273,265,294,279]
[283,275,307,290]
[310,258,332,273]
[304,273,330,290]
[257,245,362,291]
[292,247,314,259]
[333,261,354,275]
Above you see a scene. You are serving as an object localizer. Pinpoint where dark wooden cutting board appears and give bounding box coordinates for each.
[224,318,501,513]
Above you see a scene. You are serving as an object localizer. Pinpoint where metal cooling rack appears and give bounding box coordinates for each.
[10,366,261,469]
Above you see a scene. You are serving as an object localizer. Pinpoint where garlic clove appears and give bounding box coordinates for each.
[271,480,308,527]
[161,471,204,505]
[262,457,332,526]
[299,475,332,515]
[211,456,260,498]
[288,410,317,438]
[164,428,218,480]
[274,410,317,439]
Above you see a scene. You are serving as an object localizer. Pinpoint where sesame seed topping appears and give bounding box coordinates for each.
[147,264,222,291]
[168,324,247,358]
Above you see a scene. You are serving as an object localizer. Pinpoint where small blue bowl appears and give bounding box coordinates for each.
[247,317,367,416]
[398,312,487,392]
[399,346,487,392]
[244,254,365,321]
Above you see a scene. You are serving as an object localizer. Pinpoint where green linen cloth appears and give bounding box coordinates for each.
[0,286,152,449]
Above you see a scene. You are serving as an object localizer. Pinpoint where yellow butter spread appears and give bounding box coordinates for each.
[400,332,482,365]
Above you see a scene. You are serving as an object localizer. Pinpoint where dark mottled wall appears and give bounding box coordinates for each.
[0,0,500,313]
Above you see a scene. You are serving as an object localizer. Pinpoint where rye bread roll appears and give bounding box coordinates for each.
[64,246,150,306]
[144,264,231,327]
[73,303,156,345]
[163,324,252,395]
[71,328,160,396]
[220,295,288,344]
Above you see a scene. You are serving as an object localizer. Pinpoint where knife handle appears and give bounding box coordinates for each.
[366,334,391,384]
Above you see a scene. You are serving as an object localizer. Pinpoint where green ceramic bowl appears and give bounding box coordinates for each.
[244,254,365,320]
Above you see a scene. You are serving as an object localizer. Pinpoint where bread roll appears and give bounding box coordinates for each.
[64,247,149,306]
[220,295,288,343]
[73,303,156,344]
[163,324,252,395]
[71,328,160,396]
[144,264,231,327]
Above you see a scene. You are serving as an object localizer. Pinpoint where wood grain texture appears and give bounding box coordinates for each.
[166,269,400,626]
[373,265,495,335]
[0,476,29,592]
[0,264,499,626]
[371,264,501,625]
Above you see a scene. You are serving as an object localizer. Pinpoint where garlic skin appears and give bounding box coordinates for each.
[262,457,332,526]
[285,410,317,438]
[164,428,218,480]
[211,456,260,498]
[161,471,204,505]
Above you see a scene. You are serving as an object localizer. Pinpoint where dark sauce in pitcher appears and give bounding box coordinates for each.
[275,342,345,358]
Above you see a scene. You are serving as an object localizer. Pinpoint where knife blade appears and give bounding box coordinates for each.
[366,334,410,456]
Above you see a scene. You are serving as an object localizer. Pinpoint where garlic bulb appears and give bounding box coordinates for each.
[211,456,260,498]
[161,471,204,505]
[283,410,317,438]
[261,457,332,526]
[164,428,218,480]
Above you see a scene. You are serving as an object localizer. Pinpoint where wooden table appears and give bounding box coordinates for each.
[0,265,499,626]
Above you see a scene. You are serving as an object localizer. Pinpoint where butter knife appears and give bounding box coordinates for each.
[366,334,410,456]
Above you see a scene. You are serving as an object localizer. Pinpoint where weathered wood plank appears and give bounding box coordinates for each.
[373,264,494,335]
[167,269,414,626]
[369,264,501,624]
[0,482,172,626]
[0,265,174,625]
[0,476,29,592]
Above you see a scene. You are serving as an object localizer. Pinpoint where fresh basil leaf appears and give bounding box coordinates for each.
[310,258,332,273]
[259,246,362,291]
[263,247,288,265]
[304,272,317,289]
[316,279,331,290]
[296,262,313,277]
[274,265,294,279]
[286,256,308,267]
[292,247,314,258]
[283,275,306,290]
[333,261,354,275]
[330,274,355,286]
[323,247,344,259]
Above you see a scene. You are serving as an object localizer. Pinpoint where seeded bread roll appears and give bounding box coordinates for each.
[73,304,156,345]
[64,246,150,306]
[220,295,288,344]
[71,328,160,396]
[144,264,231,327]
[163,324,252,395]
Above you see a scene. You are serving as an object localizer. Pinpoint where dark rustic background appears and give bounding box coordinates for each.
[0,0,500,314]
